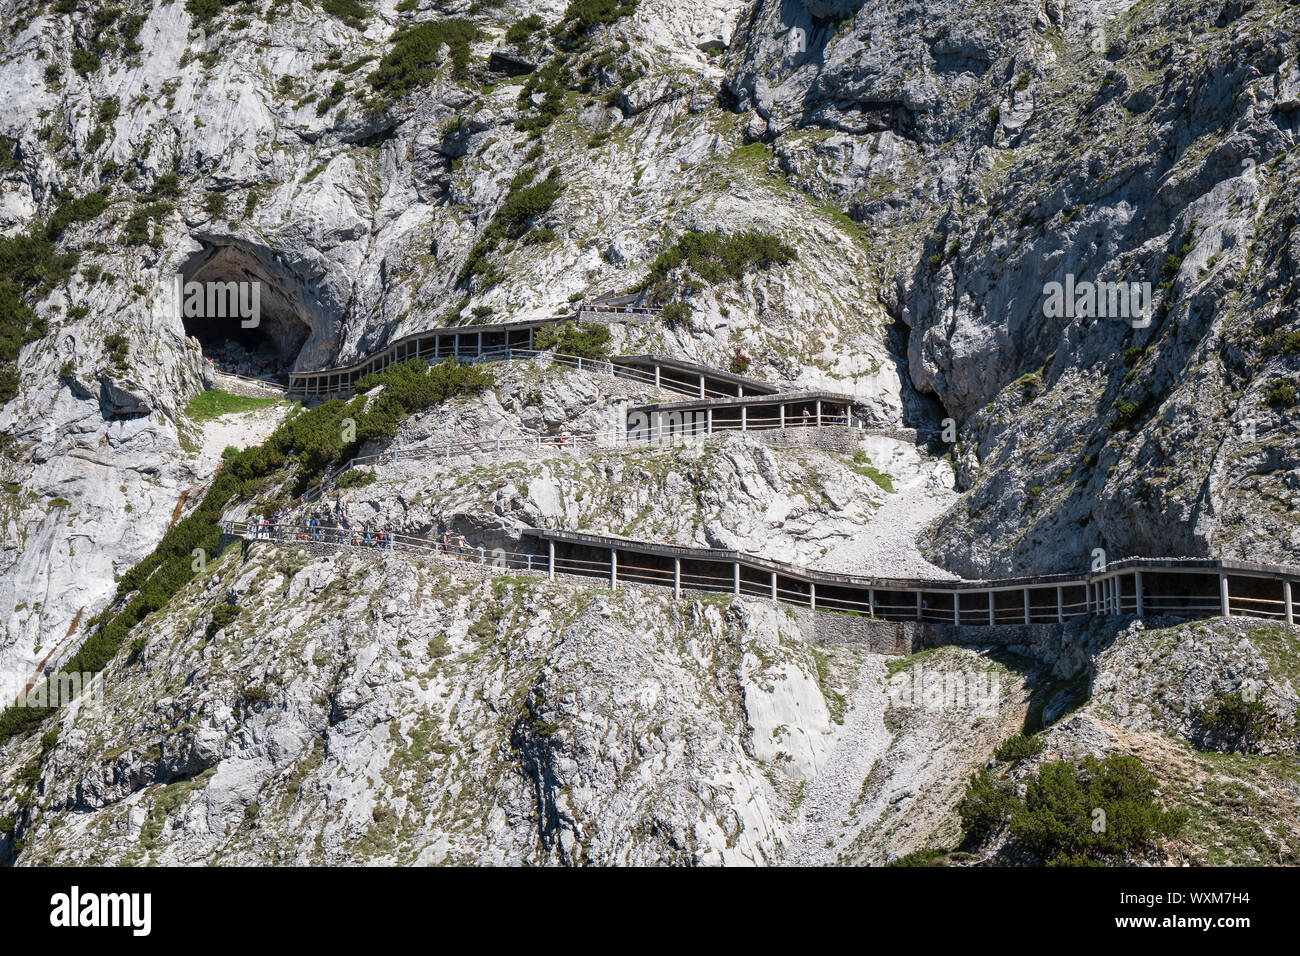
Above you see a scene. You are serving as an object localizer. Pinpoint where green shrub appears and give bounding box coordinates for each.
[956,769,1015,849]
[206,603,240,638]
[368,19,485,101]
[506,14,545,43]
[150,173,181,199]
[71,49,100,76]
[97,97,120,124]
[1109,398,1142,431]
[994,733,1044,762]
[1195,691,1279,751]
[661,301,688,324]
[321,0,369,28]
[645,229,796,301]
[887,848,950,867]
[103,332,129,369]
[205,191,227,219]
[185,0,241,23]
[121,203,171,245]
[1123,346,1149,368]
[46,191,109,240]
[533,321,610,359]
[1007,754,1187,865]
[1264,379,1296,408]
[559,0,636,38]
[333,468,376,489]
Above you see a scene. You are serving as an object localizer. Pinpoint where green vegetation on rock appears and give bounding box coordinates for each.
[184,389,282,423]
[368,19,484,103]
[458,168,563,286]
[0,191,110,402]
[958,753,1187,865]
[644,230,797,303]
[0,359,493,743]
[532,321,611,359]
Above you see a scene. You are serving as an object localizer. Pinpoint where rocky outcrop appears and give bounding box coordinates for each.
[0,0,914,691]
[2,0,1299,867]
[0,544,847,865]
[726,0,1300,576]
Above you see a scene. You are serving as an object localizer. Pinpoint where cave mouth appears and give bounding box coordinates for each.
[179,242,313,383]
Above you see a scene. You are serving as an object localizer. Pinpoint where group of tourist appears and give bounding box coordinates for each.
[243,512,481,560]
[309,517,395,549]
[244,512,397,550]
[438,532,472,560]
[247,509,285,539]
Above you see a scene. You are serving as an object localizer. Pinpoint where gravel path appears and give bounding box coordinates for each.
[197,403,289,473]
[782,655,893,865]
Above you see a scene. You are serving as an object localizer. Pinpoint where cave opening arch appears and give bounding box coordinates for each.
[177,239,320,383]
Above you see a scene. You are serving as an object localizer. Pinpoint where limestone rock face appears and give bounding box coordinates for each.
[0,544,846,865]
[727,0,1300,576]
[2,0,1299,867]
[0,0,909,689]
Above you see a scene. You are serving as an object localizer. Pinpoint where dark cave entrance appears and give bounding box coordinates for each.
[178,242,313,383]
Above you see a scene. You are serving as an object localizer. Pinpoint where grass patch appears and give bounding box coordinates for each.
[184,389,282,423]
[850,452,895,492]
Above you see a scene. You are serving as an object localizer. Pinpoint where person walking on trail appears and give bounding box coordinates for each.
[801,407,811,427]
[441,531,450,557]
[457,535,468,561]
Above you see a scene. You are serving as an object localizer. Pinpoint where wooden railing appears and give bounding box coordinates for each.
[220,523,1300,628]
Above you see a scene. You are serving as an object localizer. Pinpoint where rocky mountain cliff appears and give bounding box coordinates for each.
[1,0,1298,865]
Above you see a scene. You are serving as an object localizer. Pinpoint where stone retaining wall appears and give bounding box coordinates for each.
[212,371,288,400]
[753,425,917,454]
